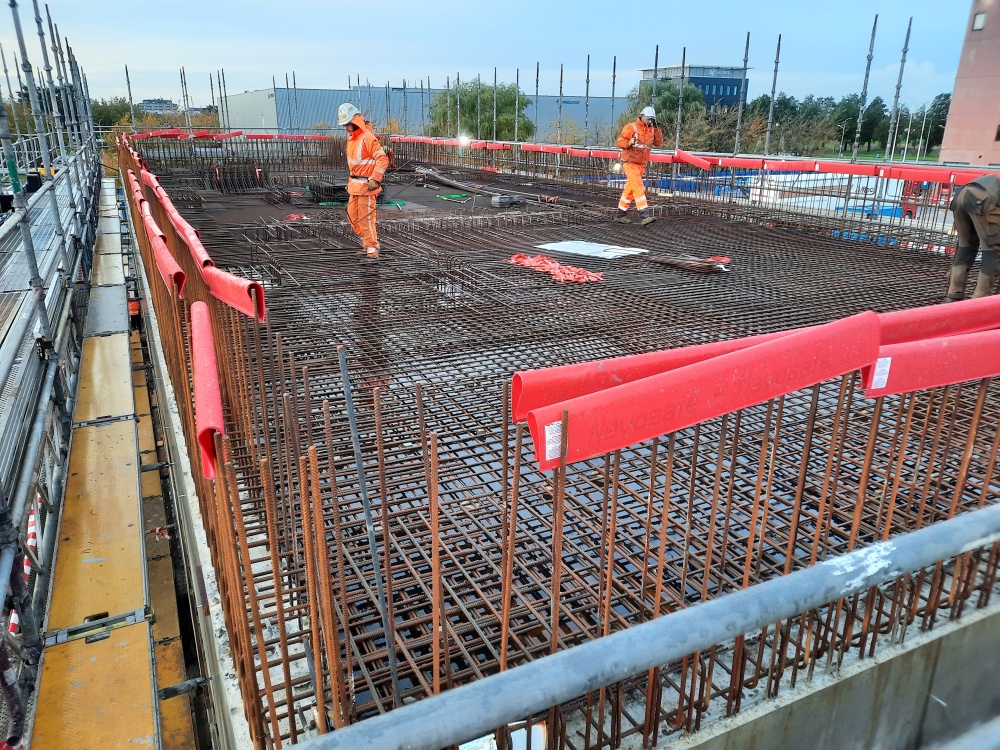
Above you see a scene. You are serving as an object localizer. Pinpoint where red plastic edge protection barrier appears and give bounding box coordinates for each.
[526,312,880,471]
[511,328,797,423]
[190,302,225,480]
[150,234,187,299]
[674,149,712,170]
[878,296,1000,345]
[213,131,243,140]
[202,265,267,323]
[862,328,1000,398]
[139,169,214,269]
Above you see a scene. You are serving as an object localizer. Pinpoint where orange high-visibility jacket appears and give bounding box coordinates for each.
[616,118,664,165]
[346,113,389,195]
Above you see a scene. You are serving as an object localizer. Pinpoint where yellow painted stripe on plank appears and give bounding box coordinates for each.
[47,419,144,630]
[32,621,156,749]
[92,253,125,285]
[75,333,133,423]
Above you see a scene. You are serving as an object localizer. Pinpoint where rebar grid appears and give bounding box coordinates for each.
[194,201,997,748]
[121,134,998,749]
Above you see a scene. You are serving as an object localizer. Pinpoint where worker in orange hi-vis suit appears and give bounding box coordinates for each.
[338,103,389,258]
[615,106,663,225]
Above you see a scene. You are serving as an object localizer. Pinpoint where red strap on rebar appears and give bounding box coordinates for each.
[487,142,512,150]
[886,166,955,183]
[520,143,544,152]
[246,133,274,140]
[565,148,590,158]
[213,131,243,140]
[649,152,674,164]
[304,134,333,141]
[952,170,990,186]
[526,312,880,471]
[589,149,619,159]
[507,253,603,283]
[190,302,225,480]
[277,134,305,140]
[512,328,799,422]
[877,297,1000,345]
[201,265,267,322]
[862,328,1000,398]
[539,145,566,154]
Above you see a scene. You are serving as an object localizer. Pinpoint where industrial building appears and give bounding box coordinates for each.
[640,65,748,109]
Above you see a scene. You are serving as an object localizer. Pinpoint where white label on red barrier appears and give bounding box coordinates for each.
[872,356,892,389]
[544,420,563,462]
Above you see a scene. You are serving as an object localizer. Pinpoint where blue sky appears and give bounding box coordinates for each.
[0,0,971,111]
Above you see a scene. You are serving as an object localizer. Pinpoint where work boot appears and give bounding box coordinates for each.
[972,270,1000,298]
[615,209,631,224]
[943,265,969,302]
[365,247,379,259]
[638,209,656,226]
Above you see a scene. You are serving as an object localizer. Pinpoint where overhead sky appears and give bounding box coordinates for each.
[0,0,971,111]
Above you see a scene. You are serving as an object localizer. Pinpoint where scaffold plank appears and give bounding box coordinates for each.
[75,333,133,424]
[92,252,126,286]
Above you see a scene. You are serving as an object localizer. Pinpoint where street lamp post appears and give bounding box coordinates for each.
[837,119,850,159]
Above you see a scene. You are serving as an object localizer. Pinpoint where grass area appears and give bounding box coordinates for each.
[808,144,941,162]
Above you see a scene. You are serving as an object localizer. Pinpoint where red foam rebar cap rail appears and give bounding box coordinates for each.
[190,302,225,480]
[201,265,266,322]
[526,312,881,471]
[862,328,1000,398]
[673,149,712,170]
[878,296,1000,345]
[512,328,799,423]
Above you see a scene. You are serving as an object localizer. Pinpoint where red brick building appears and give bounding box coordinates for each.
[940,0,1000,165]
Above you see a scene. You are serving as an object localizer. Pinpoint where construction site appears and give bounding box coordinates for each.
[0,2,996,750]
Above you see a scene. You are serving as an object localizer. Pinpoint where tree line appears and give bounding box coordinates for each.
[423,80,951,159]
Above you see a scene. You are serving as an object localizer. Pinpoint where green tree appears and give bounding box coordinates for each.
[859,96,887,151]
[616,79,705,134]
[428,81,533,141]
[925,93,951,149]
[92,96,134,127]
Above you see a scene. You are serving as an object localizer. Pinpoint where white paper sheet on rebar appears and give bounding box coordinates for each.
[535,241,648,259]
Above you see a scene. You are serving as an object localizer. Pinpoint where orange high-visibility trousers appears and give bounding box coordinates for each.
[347,192,380,250]
[618,162,649,212]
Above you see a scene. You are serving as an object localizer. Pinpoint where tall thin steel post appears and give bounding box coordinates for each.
[124,65,137,133]
[557,64,563,144]
[293,70,301,134]
[210,74,218,129]
[10,0,69,271]
[534,62,539,142]
[610,55,616,146]
[180,67,193,131]
[403,79,408,135]
[674,47,686,150]
[583,56,589,146]
[51,17,83,202]
[901,109,914,161]
[284,73,292,133]
[456,71,460,137]
[763,34,781,156]
[476,73,481,139]
[0,106,52,342]
[420,79,426,135]
[734,32,750,155]
[216,72,224,129]
[515,68,520,142]
[221,68,231,131]
[446,77,450,136]
[914,107,928,163]
[1,46,24,145]
[336,346,400,709]
[492,67,497,141]
[385,81,390,132]
[651,45,658,106]
[851,15,878,163]
[884,17,911,162]
[32,0,78,241]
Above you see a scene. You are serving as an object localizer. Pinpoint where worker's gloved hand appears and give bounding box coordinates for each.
[629,136,638,147]
[366,179,380,191]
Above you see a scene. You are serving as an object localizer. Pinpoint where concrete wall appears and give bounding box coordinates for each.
[662,608,999,750]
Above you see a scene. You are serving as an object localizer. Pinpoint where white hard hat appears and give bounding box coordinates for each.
[641,106,656,119]
[337,102,360,126]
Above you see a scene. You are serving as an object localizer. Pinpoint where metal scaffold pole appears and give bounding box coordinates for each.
[763,34,781,156]
[885,17,911,162]
[851,15,878,163]
[734,31,750,155]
